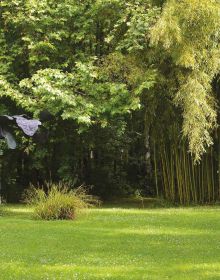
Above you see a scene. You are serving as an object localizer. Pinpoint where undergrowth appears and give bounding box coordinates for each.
[23,182,100,220]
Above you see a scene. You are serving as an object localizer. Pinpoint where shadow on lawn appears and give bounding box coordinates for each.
[0,198,170,221]
[103,197,220,210]
[1,205,220,279]
[103,197,174,209]
[0,204,33,219]
[0,225,220,280]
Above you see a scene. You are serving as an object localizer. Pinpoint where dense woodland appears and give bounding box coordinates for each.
[0,0,220,204]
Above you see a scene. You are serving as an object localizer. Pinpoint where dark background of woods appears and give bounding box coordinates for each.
[1,0,220,204]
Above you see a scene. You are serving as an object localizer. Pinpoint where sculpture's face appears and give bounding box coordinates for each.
[0,115,41,149]
[14,116,41,137]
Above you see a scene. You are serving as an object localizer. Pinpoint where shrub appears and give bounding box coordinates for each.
[23,182,100,220]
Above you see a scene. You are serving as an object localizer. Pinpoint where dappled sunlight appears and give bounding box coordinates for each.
[5,206,33,214]
[89,206,220,216]
[0,261,149,280]
[1,257,220,280]
[43,263,138,278]
[1,205,220,279]
[177,262,220,271]
[0,205,34,219]
[116,226,217,236]
[0,260,157,279]
[173,262,220,279]
[71,223,218,239]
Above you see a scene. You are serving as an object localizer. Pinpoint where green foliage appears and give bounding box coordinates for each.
[1,0,220,203]
[151,0,220,160]
[175,73,217,160]
[106,1,160,52]
[19,63,141,127]
[23,182,99,220]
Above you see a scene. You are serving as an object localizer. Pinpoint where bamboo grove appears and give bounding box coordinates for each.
[154,139,220,204]
[1,0,220,204]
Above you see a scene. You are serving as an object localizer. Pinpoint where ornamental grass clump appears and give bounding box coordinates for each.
[23,183,99,220]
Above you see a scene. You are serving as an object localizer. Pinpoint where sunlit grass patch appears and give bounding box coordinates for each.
[0,205,220,279]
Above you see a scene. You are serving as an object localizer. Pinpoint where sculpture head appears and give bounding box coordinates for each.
[0,115,41,149]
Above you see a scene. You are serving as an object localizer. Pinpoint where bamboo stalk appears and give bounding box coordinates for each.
[153,141,159,197]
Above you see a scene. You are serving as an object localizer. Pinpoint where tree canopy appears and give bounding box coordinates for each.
[1,0,220,203]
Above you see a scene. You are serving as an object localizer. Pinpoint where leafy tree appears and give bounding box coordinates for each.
[0,0,220,203]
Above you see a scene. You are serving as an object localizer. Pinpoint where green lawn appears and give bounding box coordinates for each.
[0,205,220,279]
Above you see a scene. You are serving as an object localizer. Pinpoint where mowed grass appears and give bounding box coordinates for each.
[0,205,220,279]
